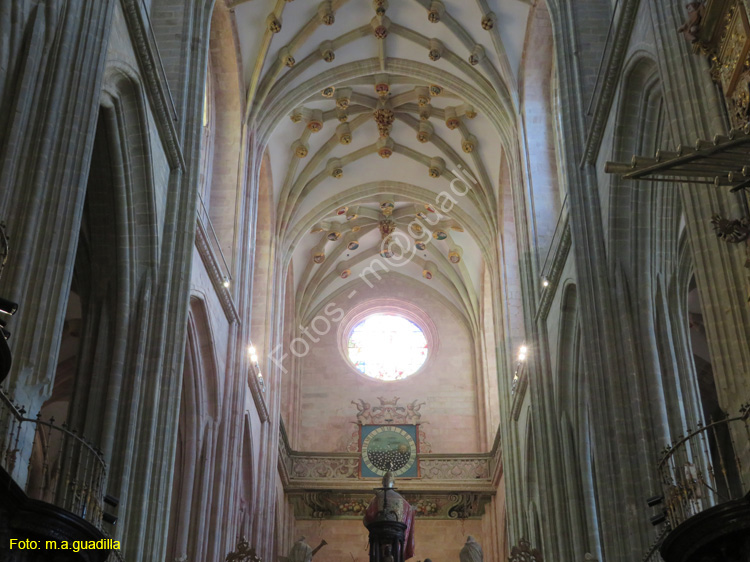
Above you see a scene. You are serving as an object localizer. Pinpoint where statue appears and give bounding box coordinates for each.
[677,1,704,43]
[459,536,483,562]
[405,400,425,422]
[352,399,372,424]
[278,537,328,562]
[363,471,416,561]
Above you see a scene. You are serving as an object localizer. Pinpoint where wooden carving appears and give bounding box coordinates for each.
[683,1,750,127]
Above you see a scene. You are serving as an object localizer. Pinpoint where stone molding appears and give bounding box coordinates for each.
[535,216,572,323]
[581,0,642,165]
[120,0,184,171]
[511,362,529,423]
[247,362,269,424]
[288,490,492,521]
[195,218,240,324]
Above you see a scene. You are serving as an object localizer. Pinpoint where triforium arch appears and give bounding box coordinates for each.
[55,65,161,464]
[167,295,223,562]
[608,53,710,458]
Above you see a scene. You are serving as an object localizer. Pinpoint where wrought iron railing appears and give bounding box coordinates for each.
[657,403,750,529]
[0,387,107,529]
[641,524,669,562]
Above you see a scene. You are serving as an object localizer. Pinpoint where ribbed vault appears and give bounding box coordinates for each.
[235,0,530,335]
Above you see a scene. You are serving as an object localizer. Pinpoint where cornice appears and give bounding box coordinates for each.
[511,362,529,423]
[278,420,292,487]
[195,219,240,324]
[247,362,269,423]
[581,0,642,166]
[535,216,572,322]
[120,0,185,171]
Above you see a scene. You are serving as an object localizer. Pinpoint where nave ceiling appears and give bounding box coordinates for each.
[232,0,531,330]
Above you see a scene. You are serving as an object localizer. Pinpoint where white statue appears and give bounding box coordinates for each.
[459,536,483,562]
[279,537,313,562]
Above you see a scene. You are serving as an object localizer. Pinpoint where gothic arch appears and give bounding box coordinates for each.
[521,0,562,261]
[55,67,162,460]
[165,295,222,562]
[203,1,244,266]
[556,282,578,407]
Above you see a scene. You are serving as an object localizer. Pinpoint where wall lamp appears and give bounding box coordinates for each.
[646,495,664,507]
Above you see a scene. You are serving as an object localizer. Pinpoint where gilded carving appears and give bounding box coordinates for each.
[307,120,323,133]
[225,538,262,562]
[683,1,750,127]
[293,140,308,158]
[462,136,477,153]
[319,1,335,25]
[267,14,282,33]
[353,397,424,424]
[375,82,391,98]
[711,214,750,242]
[447,493,483,519]
[373,107,395,138]
[290,491,490,520]
[481,13,495,31]
[509,539,543,562]
[373,0,388,16]
[378,146,393,158]
[428,1,444,23]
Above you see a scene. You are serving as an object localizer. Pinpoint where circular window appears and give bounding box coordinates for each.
[347,313,428,381]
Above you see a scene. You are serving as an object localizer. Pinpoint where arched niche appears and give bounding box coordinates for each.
[165,295,222,562]
[520,0,563,262]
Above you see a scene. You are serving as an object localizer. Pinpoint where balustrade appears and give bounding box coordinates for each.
[0,388,107,530]
[657,403,750,528]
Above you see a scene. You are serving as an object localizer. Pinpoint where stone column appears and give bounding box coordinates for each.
[0,0,115,411]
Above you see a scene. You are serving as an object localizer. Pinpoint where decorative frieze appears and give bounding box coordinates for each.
[351,396,425,425]
[284,452,492,483]
[288,490,491,520]
[509,539,543,562]
[291,456,360,480]
[418,458,490,480]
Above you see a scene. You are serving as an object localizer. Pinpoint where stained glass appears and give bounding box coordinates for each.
[347,314,428,381]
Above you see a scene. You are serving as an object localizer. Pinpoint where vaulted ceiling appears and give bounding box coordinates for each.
[233,0,530,332]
